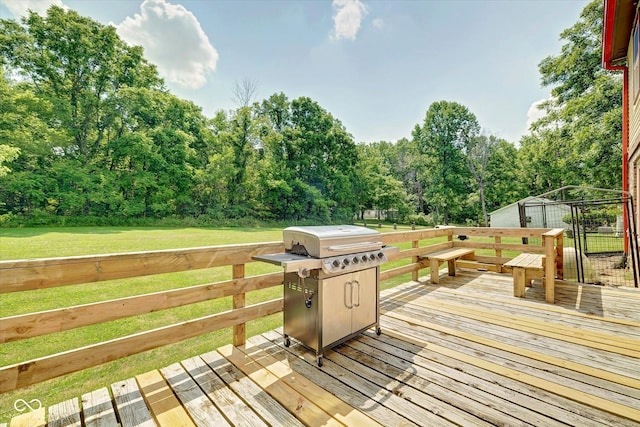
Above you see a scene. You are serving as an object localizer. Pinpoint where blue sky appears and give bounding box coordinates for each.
[0,0,590,144]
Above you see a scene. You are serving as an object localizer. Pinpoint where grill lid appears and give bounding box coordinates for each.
[283,225,382,258]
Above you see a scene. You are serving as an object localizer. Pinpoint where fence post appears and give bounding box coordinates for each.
[412,239,419,282]
[233,264,246,346]
[543,235,555,304]
[556,233,564,280]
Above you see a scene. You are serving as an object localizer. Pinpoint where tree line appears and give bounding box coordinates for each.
[0,1,622,227]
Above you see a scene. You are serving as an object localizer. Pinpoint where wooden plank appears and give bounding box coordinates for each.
[413,284,640,338]
[407,276,640,325]
[0,299,283,393]
[454,226,553,238]
[380,262,421,282]
[380,311,640,413]
[380,228,454,245]
[48,398,81,427]
[0,241,284,293]
[179,356,261,427]
[383,328,640,424]
[160,362,230,427]
[111,378,156,427]
[1,272,282,343]
[429,258,440,284]
[421,248,474,261]
[390,296,640,381]
[8,408,45,427]
[232,264,246,347]
[513,267,526,297]
[256,331,415,427]
[200,350,304,427]
[81,387,118,427]
[368,323,618,427]
[455,240,546,253]
[263,330,454,427]
[217,345,343,427]
[337,338,553,427]
[387,292,640,358]
[411,240,419,281]
[455,260,501,272]
[381,308,640,390]
[332,341,498,425]
[238,340,383,427]
[136,370,195,426]
[544,234,556,303]
[416,297,640,355]
[504,253,544,269]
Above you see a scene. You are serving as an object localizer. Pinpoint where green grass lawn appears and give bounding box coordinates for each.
[0,224,427,422]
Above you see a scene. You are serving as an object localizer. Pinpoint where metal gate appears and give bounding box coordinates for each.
[518,187,638,288]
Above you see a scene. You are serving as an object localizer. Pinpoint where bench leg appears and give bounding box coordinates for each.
[513,267,526,298]
[430,259,440,284]
[447,259,456,276]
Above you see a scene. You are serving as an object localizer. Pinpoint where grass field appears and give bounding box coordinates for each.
[0,225,421,421]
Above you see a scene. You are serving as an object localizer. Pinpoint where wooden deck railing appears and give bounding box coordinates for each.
[0,226,563,393]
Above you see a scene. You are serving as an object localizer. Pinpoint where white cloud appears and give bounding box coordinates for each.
[331,0,368,41]
[0,0,65,16]
[372,18,383,30]
[117,0,218,89]
[525,98,549,132]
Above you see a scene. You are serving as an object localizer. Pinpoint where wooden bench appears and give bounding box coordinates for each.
[420,248,475,284]
[504,253,546,299]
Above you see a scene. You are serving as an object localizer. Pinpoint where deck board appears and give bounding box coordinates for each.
[81,388,118,427]
[160,361,231,427]
[9,270,640,427]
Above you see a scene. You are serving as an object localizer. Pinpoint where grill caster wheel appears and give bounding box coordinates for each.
[376,326,382,336]
[317,356,323,367]
[284,336,291,347]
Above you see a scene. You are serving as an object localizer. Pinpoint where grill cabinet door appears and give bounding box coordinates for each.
[321,273,353,347]
[351,267,377,332]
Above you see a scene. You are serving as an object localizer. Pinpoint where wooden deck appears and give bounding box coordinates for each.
[8,269,640,427]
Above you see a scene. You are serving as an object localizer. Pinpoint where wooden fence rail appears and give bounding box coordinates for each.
[0,226,563,393]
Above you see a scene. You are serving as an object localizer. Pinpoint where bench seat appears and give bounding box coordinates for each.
[420,248,475,284]
[504,253,546,298]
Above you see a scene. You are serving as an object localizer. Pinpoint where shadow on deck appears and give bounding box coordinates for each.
[9,269,640,427]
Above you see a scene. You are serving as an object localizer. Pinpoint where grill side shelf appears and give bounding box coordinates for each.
[252,253,322,273]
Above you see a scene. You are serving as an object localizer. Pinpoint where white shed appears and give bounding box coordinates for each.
[490,197,571,229]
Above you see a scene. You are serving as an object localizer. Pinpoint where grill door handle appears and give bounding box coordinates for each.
[353,280,360,307]
[344,281,354,308]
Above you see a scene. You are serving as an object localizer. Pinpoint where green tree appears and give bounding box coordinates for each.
[0,6,162,162]
[1,6,213,220]
[254,95,360,221]
[484,139,524,214]
[414,101,480,224]
[463,134,494,226]
[0,145,19,177]
[355,143,412,221]
[520,0,622,193]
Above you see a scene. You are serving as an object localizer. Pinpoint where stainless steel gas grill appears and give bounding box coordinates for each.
[253,225,397,366]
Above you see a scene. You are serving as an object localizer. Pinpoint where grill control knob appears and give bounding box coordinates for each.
[332,259,341,268]
[361,255,368,262]
[377,252,384,259]
[343,258,350,265]
[352,257,359,264]
[369,254,376,261]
